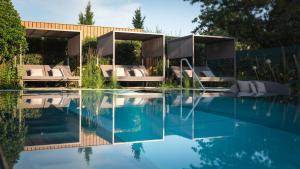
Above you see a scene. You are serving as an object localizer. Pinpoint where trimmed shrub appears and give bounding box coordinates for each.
[23,53,43,64]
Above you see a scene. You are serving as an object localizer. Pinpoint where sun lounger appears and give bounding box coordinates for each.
[226,80,291,97]
[99,93,163,108]
[100,65,164,82]
[19,92,80,109]
[19,64,80,85]
[170,66,234,82]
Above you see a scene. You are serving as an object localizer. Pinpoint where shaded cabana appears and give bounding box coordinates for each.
[20,28,82,87]
[97,31,165,83]
[167,34,236,83]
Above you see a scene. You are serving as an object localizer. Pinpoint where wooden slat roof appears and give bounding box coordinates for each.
[26,28,80,38]
[98,31,164,41]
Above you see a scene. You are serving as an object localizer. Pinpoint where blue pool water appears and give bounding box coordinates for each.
[0,90,300,169]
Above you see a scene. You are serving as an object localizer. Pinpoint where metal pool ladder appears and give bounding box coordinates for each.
[180,58,206,91]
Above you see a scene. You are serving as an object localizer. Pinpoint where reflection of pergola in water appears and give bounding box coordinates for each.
[96,92,165,144]
[24,131,110,151]
[165,91,237,140]
[16,91,110,152]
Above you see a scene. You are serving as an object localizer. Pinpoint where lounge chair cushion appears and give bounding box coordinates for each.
[237,81,252,93]
[30,98,43,105]
[116,97,126,106]
[201,70,215,77]
[51,68,64,77]
[133,97,144,105]
[116,68,126,77]
[254,81,267,93]
[263,81,290,95]
[133,69,144,77]
[49,97,63,105]
[30,69,43,76]
[184,70,193,77]
[249,82,257,93]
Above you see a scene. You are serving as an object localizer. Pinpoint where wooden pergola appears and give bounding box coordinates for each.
[167,34,236,83]
[21,28,82,86]
[97,30,166,82]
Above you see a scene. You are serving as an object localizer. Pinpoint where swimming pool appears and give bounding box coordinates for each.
[0,90,299,169]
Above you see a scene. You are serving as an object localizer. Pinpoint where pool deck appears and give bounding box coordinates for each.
[0,87,230,92]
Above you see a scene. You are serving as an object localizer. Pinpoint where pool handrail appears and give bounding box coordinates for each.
[180,58,206,90]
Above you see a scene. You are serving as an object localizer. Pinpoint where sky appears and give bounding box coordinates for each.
[12,0,200,36]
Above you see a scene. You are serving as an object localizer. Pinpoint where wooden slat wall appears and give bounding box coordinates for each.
[24,131,110,151]
[22,21,143,39]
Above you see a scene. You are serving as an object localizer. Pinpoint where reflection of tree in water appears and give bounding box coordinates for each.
[0,92,27,168]
[78,147,93,165]
[187,139,224,169]
[186,136,275,169]
[81,91,105,133]
[131,143,145,161]
[23,109,42,119]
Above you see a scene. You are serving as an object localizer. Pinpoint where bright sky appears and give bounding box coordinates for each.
[12,0,200,36]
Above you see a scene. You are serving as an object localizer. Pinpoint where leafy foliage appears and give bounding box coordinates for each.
[115,40,142,65]
[78,1,95,25]
[0,0,27,63]
[0,61,20,89]
[23,53,43,64]
[132,8,145,29]
[82,37,97,59]
[185,0,300,49]
[26,38,67,65]
[161,79,177,88]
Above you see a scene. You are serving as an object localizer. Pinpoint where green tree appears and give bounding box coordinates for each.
[185,0,300,49]
[132,8,145,29]
[78,1,95,25]
[0,0,27,63]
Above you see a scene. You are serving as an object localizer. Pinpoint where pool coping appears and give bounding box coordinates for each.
[0,87,230,92]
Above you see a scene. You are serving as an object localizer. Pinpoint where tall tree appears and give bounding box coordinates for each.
[0,0,27,63]
[132,8,146,29]
[78,1,95,25]
[184,0,300,49]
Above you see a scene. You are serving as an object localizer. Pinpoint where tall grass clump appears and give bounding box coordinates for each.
[108,74,120,89]
[82,50,103,88]
[183,74,191,89]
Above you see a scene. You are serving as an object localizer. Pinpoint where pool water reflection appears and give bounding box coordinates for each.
[0,90,300,169]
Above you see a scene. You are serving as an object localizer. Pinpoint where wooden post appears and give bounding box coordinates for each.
[192,34,195,88]
[162,35,166,84]
[233,39,237,82]
[112,31,116,79]
[19,46,23,88]
[79,32,83,87]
